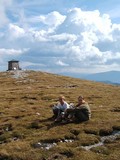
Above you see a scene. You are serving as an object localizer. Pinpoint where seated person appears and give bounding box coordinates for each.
[74,95,91,122]
[52,95,70,122]
[64,95,91,123]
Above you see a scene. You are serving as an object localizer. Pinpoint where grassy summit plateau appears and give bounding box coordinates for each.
[0,71,120,160]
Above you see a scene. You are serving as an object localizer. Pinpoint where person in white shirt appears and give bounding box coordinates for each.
[52,95,69,122]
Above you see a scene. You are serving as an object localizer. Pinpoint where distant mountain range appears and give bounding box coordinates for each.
[61,71,120,85]
[83,71,120,85]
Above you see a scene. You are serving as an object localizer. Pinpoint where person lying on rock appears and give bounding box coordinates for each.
[63,95,91,123]
[52,95,70,122]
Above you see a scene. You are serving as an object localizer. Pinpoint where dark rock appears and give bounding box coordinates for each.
[99,129,113,136]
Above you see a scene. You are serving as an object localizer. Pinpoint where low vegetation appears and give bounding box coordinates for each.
[0,70,120,160]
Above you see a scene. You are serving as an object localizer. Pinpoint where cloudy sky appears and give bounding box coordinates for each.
[0,0,120,75]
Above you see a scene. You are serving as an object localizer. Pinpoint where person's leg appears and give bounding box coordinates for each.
[64,108,75,119]
[53,108,59,119]
[54,109,63,122]
[74,109,89,122]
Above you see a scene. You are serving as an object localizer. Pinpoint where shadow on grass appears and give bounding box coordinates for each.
[46,118,86,130]
[30,115,90,130]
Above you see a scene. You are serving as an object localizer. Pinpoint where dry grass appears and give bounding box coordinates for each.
[0,70,120,160]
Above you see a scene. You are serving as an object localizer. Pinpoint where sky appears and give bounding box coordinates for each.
[0,0,120,75]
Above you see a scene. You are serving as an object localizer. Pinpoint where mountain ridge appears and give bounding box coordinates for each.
[82,70,120,84]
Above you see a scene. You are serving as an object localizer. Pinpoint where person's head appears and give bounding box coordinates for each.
[59,95,65,104]
[78,95,85,104]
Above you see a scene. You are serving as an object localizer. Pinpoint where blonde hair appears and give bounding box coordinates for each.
[59,95,65,100]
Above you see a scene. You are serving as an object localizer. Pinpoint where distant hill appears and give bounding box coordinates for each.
[83,71,120,84]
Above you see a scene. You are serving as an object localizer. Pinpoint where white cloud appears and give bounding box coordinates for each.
[56,60,69,66]
[0,48,28,56]
[0,5,120,73]
[0,0,12,27]
[21,61,46,68]
[38,11,66,27]
[9,24,25,38]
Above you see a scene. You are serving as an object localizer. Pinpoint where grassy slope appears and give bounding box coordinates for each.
[0,70,120,160]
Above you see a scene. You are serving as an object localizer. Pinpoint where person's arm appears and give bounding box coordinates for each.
[56,103,61,109]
